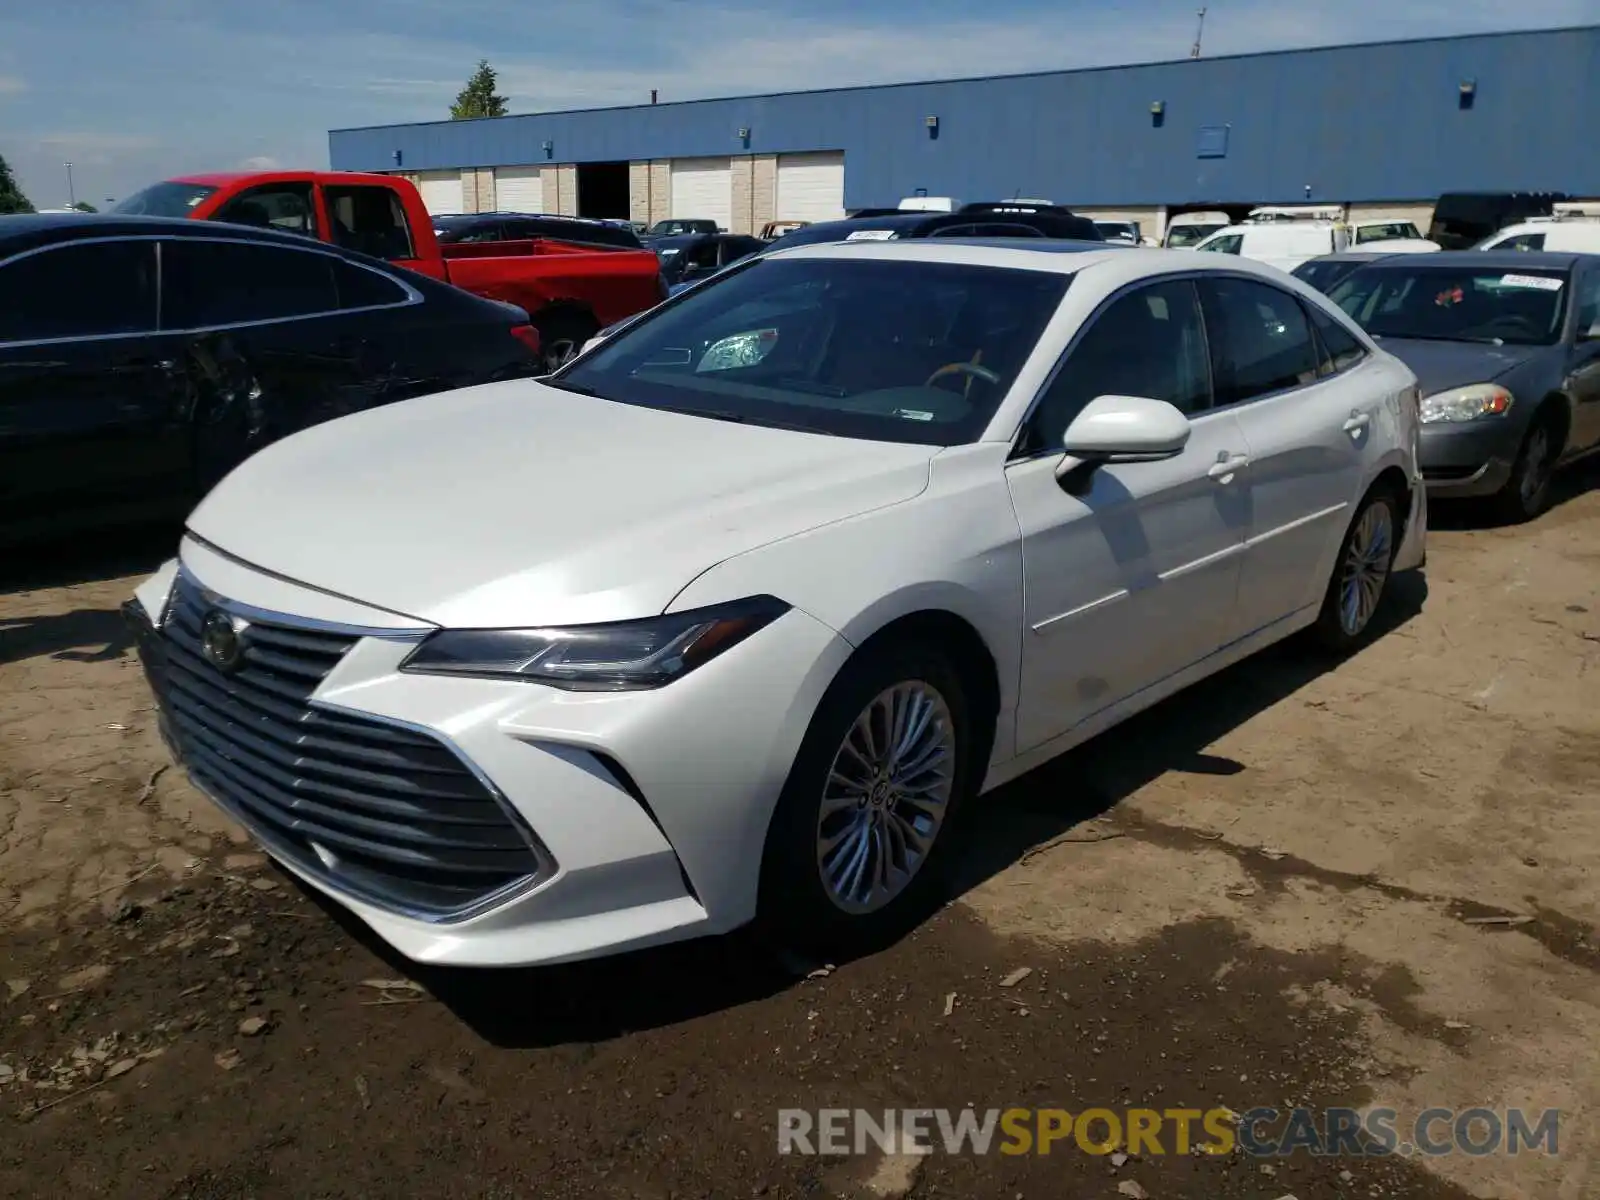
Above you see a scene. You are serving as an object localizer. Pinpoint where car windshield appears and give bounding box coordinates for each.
[1292,259,1363,294]
[1165,223,1226,247]
[111,181,218,217]
[554,256,1070,445]
[1355,221,1423,244]
[1328,265,1569,346]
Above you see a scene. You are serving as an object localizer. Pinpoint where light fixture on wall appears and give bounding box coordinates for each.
[1150,100,1165,128]
[1458,78,1477,110]
[392,149,403,166]
[925,114,939,140]
[542,139,554,159]
[736,126,751,148]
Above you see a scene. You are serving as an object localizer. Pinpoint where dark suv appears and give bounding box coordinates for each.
[766,203,1105,250]
[432,213,644,250]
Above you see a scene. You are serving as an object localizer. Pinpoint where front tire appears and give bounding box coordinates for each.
[532,310,597,375]
[758,643,977,957]
[1312,488,1399,653]
[1490,413,1559,524]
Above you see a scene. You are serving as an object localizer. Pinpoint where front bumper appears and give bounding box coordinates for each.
[126,550,852,967]
[1419,420,1520,498]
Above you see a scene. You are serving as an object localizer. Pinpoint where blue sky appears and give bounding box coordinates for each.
[1,0,1594,207]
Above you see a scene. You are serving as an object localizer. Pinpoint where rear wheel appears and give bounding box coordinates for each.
[1312,488,1399,653]
[532,310,597,374]
[758,643,977,957]
[1490,413,1559,524]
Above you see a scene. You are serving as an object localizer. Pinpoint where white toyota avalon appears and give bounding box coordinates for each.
[126,240,1426,967]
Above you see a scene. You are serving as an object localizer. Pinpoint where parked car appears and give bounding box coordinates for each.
[654,232,767,293]
[126,240,1424,967]
[1191,221,1350,272]
[760,220,809,241]
[1094,221,1143,244]
[1349,219,1439,251]
[766,206,1105,250]
[1427,192,1569,250]
[644,218,720,238]
[0,214,543,546]
[1325,249,1600,520]
[1292,252,1405,294]
[433,212,645,250]
[112,171,666,372]
[1474,218,1600,254]
[1162,211,1232,248]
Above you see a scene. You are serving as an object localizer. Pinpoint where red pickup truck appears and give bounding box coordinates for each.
[112,171,666,371]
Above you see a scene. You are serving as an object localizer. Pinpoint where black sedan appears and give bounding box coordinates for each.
[1326,250,1600,520]
[0,213,543,546]
[654,232,767,293]
[433,212,644,250]
[765,204,1106,251]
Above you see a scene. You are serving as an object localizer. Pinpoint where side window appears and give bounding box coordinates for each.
[213,185,317,237]
[162,240,339,328]
[0,240,158,343]
[1306,302,1369,375]
[331,259,410,310]
[1495,232,1546,252]
[1201,277,1321,403]
[1199,233,1244,255]
[324,186,416,261]
[1026,279,1212,448]
[1575,268,1600,338]
[685,240,721,271]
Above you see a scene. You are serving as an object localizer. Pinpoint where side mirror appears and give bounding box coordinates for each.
[1058,395,1191,477]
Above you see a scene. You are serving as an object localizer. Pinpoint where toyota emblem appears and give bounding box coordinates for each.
[200,609,244,673]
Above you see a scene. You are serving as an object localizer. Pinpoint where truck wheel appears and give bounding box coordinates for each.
[533,312,597,374]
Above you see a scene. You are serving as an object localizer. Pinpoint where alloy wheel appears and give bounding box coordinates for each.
[1339,501,1393,637]
[815,682,956,915]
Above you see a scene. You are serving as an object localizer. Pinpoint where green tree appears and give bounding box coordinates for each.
[72,200,98,213]
[0,152,34,215]
[451,59,508,120]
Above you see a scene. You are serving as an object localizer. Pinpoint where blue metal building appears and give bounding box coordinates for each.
[327,25,1600,232]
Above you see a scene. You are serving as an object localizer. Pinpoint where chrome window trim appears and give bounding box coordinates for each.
[1007,268,1372,464]
[0,234,423,350]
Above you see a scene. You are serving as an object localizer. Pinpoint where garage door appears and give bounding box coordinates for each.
[415,171,464,216]
[670,158,732,229]
[495,166,544,214]
[775,152,845,223]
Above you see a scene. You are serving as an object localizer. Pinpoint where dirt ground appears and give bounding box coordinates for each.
[2,470,1597,1200]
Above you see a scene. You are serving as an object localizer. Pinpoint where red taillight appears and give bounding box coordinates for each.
[509,324,542,355]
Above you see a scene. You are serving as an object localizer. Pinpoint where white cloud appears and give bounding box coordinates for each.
[0,75,26,96]
[240,155,282,170]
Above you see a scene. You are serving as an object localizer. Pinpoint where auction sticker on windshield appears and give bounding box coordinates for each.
[1498,274,1564,291]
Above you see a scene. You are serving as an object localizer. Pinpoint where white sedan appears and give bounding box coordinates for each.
[126,241,1426,967]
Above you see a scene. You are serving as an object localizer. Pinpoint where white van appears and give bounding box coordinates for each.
[1475,218,1600,253]
[896,195,961,213]
[1190,221,1350,271]
[1162,210,1231,248]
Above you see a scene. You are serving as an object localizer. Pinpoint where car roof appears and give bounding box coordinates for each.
[763,239,1247,277]
[0,212,386,258]
[1302,252,1392,263]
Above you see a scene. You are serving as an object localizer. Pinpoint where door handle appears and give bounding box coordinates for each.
[1207,453,1250,482]
[1343,411,1371,435]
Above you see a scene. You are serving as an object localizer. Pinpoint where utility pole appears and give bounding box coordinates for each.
[64,162,76,208]
[1190,7,1207,59]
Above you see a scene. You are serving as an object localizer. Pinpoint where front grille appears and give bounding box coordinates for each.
[150,574,547,919]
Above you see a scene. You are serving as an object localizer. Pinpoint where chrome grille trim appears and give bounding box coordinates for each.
[150,571,554,921]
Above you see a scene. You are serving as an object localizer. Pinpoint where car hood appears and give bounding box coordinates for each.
[186,380,935,629]
[1374,338,1552,396]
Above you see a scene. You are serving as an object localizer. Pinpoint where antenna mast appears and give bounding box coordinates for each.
[1190,7,1207,58]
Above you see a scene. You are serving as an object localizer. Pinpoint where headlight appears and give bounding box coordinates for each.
[400,596,790,690]
[1419,383,1514,424]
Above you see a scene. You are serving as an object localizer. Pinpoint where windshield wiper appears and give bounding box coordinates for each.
[1372,332,1504,346]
